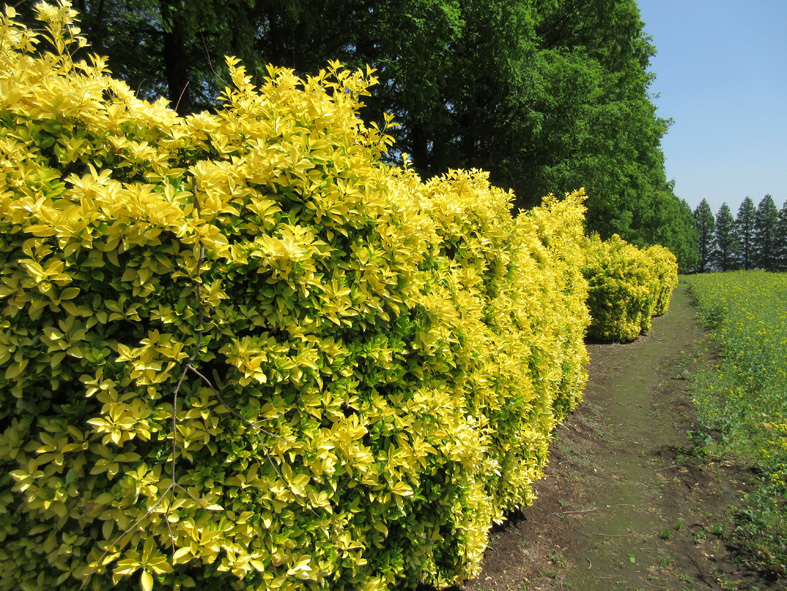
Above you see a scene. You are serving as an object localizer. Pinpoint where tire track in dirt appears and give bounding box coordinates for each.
[460,282,771,591]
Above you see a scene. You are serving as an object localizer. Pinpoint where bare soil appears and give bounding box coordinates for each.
[457,283,785,591]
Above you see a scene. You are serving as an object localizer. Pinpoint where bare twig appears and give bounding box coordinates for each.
[200,32,230,88]
[81,491,168,589]
[174,81,190,112]
[80,178,207,588]
[171,179,205,486]
[82,171,325,589]
[655,464,680,472]
[186,365,318,516]
[560,507,598,515]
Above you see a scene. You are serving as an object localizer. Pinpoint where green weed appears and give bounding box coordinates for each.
[657,551,673,567]
[685,272,787,572]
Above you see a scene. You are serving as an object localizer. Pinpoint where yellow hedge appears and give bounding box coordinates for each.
[582,235,678,343]
[0,5,590,591]
[646,244,679,317]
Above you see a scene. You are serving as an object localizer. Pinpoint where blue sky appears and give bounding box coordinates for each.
[637,0,787,215]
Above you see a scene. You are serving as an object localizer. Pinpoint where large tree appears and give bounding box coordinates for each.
[639,191,697,271]
[17,0,345,113]
[362,0,688,255]
[754,194,779,271]
[714,203,740,272]
[693,199,716,272]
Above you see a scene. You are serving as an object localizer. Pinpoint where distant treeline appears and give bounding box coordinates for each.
[692,196,786,273]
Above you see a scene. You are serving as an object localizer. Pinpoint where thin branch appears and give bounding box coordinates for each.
[655,464,680,472]
[164,511,177,558]
[80,481,209,589]
[82,173,319,589]
[171,179,204,488]
[186,366,279,440]
[184,177,314,515]
[186,365,319,516]
[80,487,171,589]
[174,81,190,112]
[559,507,598,515]
[80,177,208,588]
[200,31,230,88]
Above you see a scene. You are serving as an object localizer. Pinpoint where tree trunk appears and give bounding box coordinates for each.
[159,0,190,113]
[410,123,429,177]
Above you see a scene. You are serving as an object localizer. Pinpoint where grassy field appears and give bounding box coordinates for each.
[685,271,787,573]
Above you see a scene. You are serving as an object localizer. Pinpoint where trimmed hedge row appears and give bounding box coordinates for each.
[0,6,591,591]
[582,234,679,343]
[647,244,679,317]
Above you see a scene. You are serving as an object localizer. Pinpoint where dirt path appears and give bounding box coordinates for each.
[460,283,776,591]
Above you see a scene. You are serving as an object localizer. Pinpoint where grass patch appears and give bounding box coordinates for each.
[685,271,787,572]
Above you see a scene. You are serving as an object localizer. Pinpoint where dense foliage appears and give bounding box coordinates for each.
[10,0,698,269]
[686,271,787,574]
[582,235,678,343]
[0,6,594,590]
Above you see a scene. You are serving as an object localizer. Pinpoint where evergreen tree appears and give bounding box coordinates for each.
[777,201,787,271]
[735,197,756,270]
[693,199,715,272]
[754,195,779,270]
[714,203,740,272]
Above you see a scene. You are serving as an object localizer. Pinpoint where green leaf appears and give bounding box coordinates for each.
[172,547,191,563]
[141,569,153,591]
[60,286,80,300]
